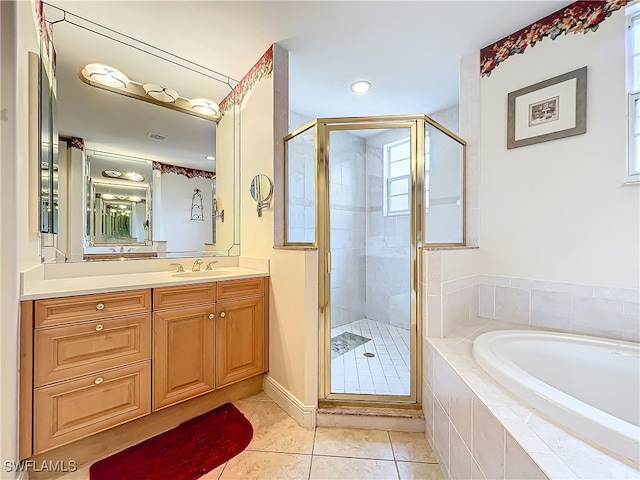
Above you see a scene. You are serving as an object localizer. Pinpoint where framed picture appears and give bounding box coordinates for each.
[507,66,587,149]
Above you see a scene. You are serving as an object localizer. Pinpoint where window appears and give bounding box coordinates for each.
[627,4,640,183]
[384,138,410,216]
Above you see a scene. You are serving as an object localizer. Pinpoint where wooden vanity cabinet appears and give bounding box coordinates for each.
[216,295,265,388]
[30,290,153,456]
[152,305,216,411]
[21,276,268,458]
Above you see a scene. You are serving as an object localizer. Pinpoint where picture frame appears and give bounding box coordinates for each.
[507,66,587,149]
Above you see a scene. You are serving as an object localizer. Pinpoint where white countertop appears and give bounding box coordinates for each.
[20,266,269,300]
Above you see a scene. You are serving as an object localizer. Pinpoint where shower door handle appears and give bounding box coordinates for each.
[326,252,331,274]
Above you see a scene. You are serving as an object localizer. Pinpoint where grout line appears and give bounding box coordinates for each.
[388,430,397,461]
[311,453,398,462]
[215,460,228,480]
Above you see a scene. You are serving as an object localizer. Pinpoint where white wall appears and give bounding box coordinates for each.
[2,0,40,472]
[157,173,213,253]
[240,46,319,410]
[478,12,638,289]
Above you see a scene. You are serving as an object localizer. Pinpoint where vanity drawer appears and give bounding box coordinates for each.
[217,277,265,301]
[35,289,151,328]
[34,314,151,387]
[153,283,216,310]
[33,361,151,454]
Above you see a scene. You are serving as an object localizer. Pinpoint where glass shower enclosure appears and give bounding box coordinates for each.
[284,115,466,405]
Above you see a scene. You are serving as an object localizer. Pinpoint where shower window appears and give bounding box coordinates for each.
[627,4,640,182]
[383,138,410,216]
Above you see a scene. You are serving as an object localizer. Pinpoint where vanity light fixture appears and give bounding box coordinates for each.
[85,64,129,88]
[128,196,142,202]
[101,194,116,200]
[122,172,145,182]
[350,80,371,94]
[143,83,179,103]
[102,170,122,178]
[190,98,220,116]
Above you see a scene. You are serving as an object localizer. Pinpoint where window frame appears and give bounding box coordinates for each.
[383,137,411,217]
[626,4,640,183]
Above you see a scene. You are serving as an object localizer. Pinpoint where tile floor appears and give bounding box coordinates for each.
[331,319,411,396]
[60,391,443,480]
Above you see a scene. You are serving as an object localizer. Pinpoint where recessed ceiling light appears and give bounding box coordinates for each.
[205,155,215,161]
[350,80,371,94]
[85,64,129,88]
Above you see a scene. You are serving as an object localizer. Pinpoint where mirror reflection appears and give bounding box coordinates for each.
[250,174,274,203]
[41,3,240,262]
[87,152,152,248]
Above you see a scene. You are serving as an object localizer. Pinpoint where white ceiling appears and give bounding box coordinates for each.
[48,0,568,164]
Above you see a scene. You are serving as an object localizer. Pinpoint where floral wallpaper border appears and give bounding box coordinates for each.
[152,161,215,179]
[480,0,627,77]
[59,136,85,150]
[219,45,274,113]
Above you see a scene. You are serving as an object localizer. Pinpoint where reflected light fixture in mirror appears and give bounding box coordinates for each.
[143,83,179,103]
[190,98,220,116]
[85,63,129,88]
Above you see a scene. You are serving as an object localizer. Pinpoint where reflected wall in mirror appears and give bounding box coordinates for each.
[40,3,241,262]
[38,18,58,235]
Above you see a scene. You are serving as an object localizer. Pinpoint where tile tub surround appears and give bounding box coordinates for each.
[423,319,640,480]
[428,269,640,343]
[58,391,446,480]
[476,275,640,343]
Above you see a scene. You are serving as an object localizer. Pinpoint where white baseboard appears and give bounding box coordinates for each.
[263,375,316,428]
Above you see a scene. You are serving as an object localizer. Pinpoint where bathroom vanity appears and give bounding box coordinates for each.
[19,272,269,458]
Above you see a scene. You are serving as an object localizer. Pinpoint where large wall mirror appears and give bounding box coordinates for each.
[40,3,241,262]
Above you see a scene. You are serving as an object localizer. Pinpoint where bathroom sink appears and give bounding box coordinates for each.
[171,270,232,278]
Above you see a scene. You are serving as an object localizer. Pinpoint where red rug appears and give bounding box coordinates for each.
[90,403,253,480]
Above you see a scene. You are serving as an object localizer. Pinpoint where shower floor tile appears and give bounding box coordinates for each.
[330,319,411,396]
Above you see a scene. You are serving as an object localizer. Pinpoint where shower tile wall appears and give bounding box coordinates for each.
[425,107,463,245]
[287,112,316,243]
[329,131,366,327]
[365,130,411,329]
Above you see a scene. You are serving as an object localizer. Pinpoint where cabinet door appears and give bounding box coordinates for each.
[216,296,265,388]
[34,362,151,454]
[153,306,215,410]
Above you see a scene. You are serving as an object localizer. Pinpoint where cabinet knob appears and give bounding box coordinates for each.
[95,324,104,331]
[208,313,214,319]
[96,303,105,311]
[219,312,226,318]
[94,377,104,385]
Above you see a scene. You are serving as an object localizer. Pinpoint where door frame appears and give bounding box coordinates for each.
[317,116,426,405]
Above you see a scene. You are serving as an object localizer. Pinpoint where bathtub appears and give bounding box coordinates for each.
[472,330,640,464]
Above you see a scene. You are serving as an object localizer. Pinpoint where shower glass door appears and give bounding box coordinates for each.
[320,120,421,403]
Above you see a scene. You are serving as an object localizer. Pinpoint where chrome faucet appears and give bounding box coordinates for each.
[169,263,185,273]
[192,259,204,271]
[205,261,219,270]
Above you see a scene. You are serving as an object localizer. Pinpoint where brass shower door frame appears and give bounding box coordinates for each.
[317,115,426,405]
